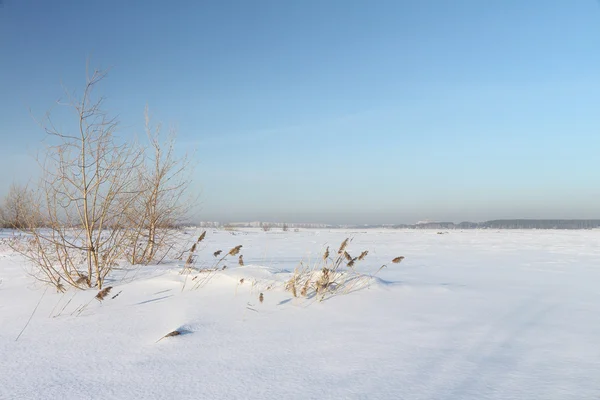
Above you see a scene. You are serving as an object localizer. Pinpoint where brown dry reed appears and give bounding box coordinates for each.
[338,238,349,254]
[156,330,181,343]
[323,246,330,260]
[95,286,113,301]
[229,245,242,256]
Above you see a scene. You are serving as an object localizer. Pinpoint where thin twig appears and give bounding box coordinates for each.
[16,286,48,341]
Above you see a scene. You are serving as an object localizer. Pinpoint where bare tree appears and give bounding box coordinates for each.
[13,67,142,290]
[1,183,35,229]
[124,106,193,265]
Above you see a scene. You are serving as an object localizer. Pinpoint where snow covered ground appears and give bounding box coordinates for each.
[1,228,600,399]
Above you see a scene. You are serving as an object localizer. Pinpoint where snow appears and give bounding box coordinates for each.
[2,228,600,399]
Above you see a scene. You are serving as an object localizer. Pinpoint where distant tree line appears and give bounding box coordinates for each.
[388,220,600,230]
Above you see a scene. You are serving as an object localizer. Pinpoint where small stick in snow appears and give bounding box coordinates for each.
[111,290,122,300]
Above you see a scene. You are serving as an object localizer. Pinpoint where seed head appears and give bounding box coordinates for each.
[229,245,243,256]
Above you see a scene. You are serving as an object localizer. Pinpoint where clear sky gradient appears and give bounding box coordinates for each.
[1,0,600,224]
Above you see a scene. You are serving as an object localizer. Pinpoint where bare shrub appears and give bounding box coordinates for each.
[11,67,143,290]
[123,106,194,265]
[260,222,271,232]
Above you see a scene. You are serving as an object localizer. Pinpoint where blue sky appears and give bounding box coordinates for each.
[1,0,600,224]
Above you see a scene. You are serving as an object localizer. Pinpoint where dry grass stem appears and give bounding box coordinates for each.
[300,279,310,297]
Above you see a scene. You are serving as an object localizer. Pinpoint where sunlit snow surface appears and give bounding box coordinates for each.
[1,229,599,399]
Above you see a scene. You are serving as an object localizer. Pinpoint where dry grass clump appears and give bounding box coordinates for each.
[284,237,402,302]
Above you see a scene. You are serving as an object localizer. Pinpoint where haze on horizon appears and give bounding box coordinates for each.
[2,0,600,226]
